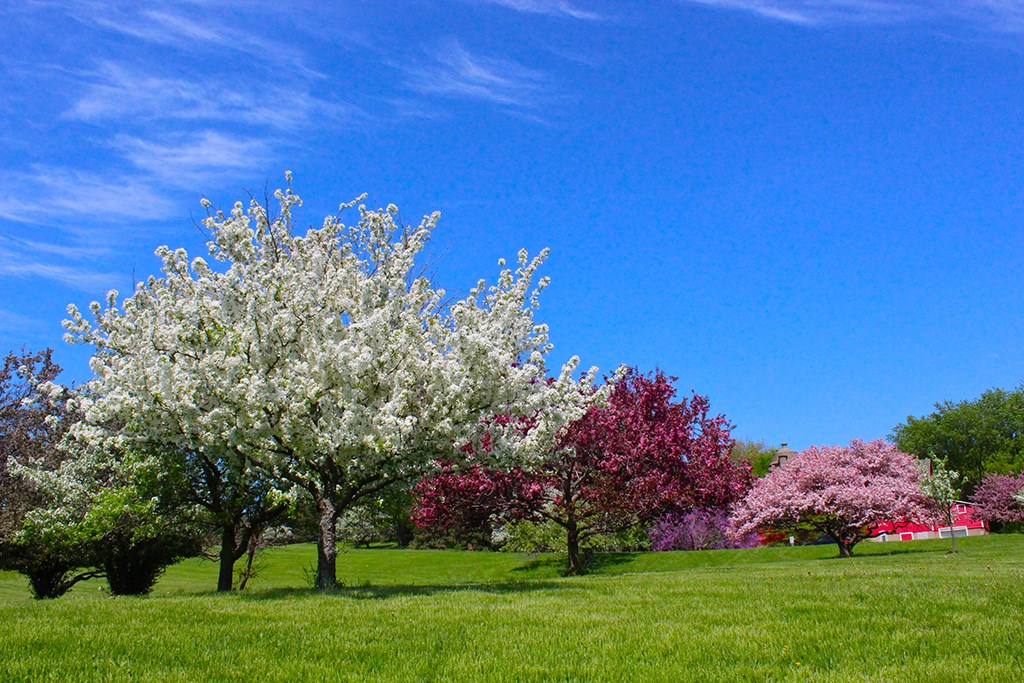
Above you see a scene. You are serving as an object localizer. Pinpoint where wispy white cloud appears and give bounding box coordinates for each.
[81,4,324,77]
[1,236,111,261]
[402,40,549,110]
[679,0,911,25]
[91,8,224,45]
[967,0,1024,33]
[379,96,451,122]
[1,76,294,251]
[112,130,269,184]
[678,0,1024,32]
[476,0,604,21]
[0,242,126,293]
[0,167,177,227]
[49,52,361,224]
[0,2,371,288]
[69,62,354,131]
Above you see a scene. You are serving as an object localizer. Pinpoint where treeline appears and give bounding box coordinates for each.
[3,179,1021,599]
[891,386,1024,494]
[0,347,754,593]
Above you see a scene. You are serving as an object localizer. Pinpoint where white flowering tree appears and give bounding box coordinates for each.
[919,456,960,553]
[12,443,202,596]
[65,175,595,589]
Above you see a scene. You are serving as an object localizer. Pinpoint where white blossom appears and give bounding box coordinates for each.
[64,174,598,587]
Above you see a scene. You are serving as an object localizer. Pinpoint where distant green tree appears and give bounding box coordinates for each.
[729,439,777,478]
[891,387,1024,493]
[337,485,415,549]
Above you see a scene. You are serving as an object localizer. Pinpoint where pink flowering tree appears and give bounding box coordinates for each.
[730,439,936,558]
[412,369,752,574]
[970,472,1024,528]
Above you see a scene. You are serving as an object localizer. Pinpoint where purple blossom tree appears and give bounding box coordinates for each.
[649,509,758,551]
[970,472,1024,526]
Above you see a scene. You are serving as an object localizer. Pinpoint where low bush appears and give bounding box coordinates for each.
[649,509,757,551]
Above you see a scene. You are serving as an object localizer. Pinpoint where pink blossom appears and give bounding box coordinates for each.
[730,439,935,557]
[970,472,1024,524]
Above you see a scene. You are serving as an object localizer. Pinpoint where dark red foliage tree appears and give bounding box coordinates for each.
[0,349,98,598]
[411,369,751,574]
[1,349,69,538]
[410,463,541,549]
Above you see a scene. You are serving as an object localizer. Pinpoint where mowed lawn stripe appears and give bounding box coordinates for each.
[1,535,1022,681]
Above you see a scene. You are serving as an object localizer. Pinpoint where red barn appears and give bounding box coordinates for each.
[870,501,989,542]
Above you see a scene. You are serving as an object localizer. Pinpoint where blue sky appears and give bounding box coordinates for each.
[2,0,1023,450]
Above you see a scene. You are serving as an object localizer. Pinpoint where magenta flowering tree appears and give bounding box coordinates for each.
[970,472,1024,527]
[412,369,752,574]
[730,439,937,558]
[410,462,542,548]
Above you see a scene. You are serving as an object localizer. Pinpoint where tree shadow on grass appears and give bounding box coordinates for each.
[229,554,642,600]
[510,556,564,576]
[510,551,639,577]
[232,579,576,602]
[589,552,641,572]
[815,544,951,562]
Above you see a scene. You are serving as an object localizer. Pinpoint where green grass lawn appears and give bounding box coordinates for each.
[2,535,1022,681]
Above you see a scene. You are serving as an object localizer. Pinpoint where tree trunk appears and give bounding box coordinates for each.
[395,521,413,549]
[566,523,583,576]
[948,508,958,554]
[837,540,854,558]
[316,496,338,590]
[217,524,237,592]
[237,534,258,591]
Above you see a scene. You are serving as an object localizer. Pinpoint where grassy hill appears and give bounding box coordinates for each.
[1,535,1022,681]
